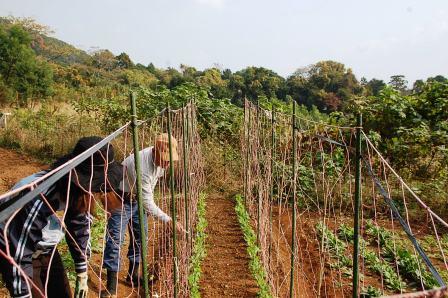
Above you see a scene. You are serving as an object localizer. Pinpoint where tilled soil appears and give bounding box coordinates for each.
[270,207,347,297]
[200,194,259,297]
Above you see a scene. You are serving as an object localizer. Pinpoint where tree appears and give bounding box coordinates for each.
[180,64,199,82]
[91,49,117,70]
[287,60,362,112]
[157,67,185,88]
[358,81,448,177]
[389,75,408,93]
[428,75,447,83]
[233,66,286,101]
[147,62,157,74]
[412,79,425,93]
[0,24,53,105]
[228,74,245,104]
[196,68,231,98]
[222,68,232,80]
[366,78,386,96]
[115,52,134,69]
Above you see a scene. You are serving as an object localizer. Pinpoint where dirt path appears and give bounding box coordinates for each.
[200,194,258,297]
[0,147,46,193]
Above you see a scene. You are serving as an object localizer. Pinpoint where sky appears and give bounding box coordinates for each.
[1,0,447,84]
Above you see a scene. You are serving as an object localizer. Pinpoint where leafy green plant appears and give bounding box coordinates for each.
[365,221,438,289]
[360,285,382,297]
[337,223,354,243]
[363,249,406,291]
[316,222,352,272]
[235,195,271,298]
[188,193,208,298]
[339,223,406,291]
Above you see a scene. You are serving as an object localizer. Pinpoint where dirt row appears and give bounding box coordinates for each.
[200,194,258,297]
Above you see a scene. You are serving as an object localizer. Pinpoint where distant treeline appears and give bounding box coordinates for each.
[1,16,445,112]
[0,16,447,183]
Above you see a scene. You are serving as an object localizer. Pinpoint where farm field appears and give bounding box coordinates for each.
[0,5,447,297]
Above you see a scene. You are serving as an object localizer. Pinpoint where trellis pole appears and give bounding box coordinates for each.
[244,98,251,207]
[290,100,297,298]
[130,92,150,298]
[268,104,275,271]
[353,114,363,298]
[167,104,178,298]
[256,98,261,245]
[182,104,190,246]
[244,98,247,203]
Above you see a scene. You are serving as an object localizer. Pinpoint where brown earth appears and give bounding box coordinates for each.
[0,147,46,193]
[269,206,426,298]
[0,148,46,297]
[269,206,344,298]
[200,194,259,297]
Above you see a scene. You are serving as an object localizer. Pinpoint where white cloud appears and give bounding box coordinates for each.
[193,0,226,8]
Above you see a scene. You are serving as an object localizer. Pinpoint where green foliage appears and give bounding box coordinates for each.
[365,221,439,289]
[364,79,386,96]
[326,222,405,292]
[233,67,286,102]
[235,195,272,298]
[389,75,408,93]
[0,23,53,105]
[189,193,208,298]
[116,52,134,69]
[363,249,406,291]
[75,83,244,144]
[90,205,107,253]
[337,223,354,243]
[0,79,15,105]
[360,285,382,298]
[287,61,362,112]
[316,222,352,273]
[351,80,448,180]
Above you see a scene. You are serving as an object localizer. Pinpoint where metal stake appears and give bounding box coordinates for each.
[290,100,297,298]
[353,114,363,298]
[130,92,150,298]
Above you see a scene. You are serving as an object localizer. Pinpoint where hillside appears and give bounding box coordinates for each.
[33,34,92,66]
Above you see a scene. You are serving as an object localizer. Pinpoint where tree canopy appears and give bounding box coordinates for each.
[0,24,53,105]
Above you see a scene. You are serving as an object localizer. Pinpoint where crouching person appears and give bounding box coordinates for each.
[101,133,186,298]
[0,136,122,298]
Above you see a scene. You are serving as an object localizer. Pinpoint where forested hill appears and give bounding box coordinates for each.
[0,16,447,187]
[3,16,445,112]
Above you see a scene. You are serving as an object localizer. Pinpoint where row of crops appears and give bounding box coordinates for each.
[317,220,441,297]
